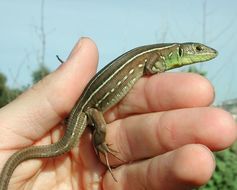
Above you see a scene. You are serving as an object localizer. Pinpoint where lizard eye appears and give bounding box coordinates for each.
[195,45,203,52]
[178,47,183,57]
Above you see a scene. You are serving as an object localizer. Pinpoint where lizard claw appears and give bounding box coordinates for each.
[96,143,125,182]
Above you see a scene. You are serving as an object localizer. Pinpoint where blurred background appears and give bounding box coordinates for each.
[0,0,236,189]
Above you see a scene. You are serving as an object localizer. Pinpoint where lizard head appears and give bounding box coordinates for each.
[165,43,218,71]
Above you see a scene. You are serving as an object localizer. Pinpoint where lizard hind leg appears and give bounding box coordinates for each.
[98,143,118,182]
[96,142,125,182]
[86,108,124,182]
[93,135,126,182]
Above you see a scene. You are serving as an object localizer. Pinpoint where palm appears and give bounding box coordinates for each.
[0,123,107,189]
[0,75,164,189]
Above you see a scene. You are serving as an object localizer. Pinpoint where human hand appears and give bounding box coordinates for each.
[0,38,236,190]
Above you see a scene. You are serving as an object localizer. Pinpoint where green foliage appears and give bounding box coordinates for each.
[0,88,22,107]
[0,65,50,108]
[186,66,207,76]
[0,72,22,107]
[198,143,237,190]
[32,64,50,84]
[0,72,7,90]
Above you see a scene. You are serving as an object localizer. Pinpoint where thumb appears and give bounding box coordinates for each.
[0,37,98,148]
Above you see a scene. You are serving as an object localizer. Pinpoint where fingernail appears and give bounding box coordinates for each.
[67,37,85,60]
[55,37,86,71]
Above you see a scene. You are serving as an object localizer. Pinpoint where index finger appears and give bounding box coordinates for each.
[105,72,214,121]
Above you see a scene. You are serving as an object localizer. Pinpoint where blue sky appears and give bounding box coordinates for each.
[0,0,237,103]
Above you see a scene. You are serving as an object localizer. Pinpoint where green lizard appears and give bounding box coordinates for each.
[0,42,217,190]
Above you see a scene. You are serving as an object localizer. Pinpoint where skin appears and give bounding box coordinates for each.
[0,38,236,190]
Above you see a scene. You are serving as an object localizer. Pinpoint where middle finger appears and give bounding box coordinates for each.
[105,107,235,163]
